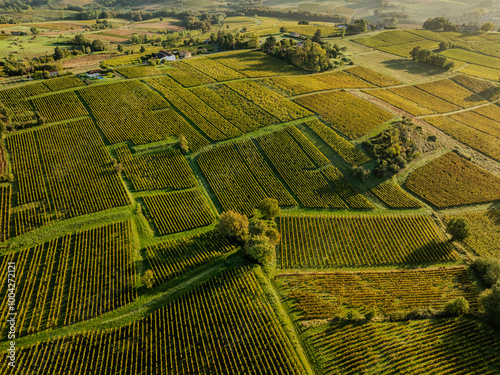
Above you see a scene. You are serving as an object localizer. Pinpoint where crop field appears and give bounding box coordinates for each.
[0,221,136,336]
[42,75,85,91]
[295,91,394,139]
[415,79,486,108]
[425,116,500,161]
[116,65,166,78]
[209,50,304,77]
[278,214,455,268]
[306,318,500,375]
[365,88,435,116]
[226,80,312,122]
[198,140,296,215]
[388,86,460,113]
[473,104,500,123]
[440,49,500,70]
[166,62,216,87]
[355,30,426,48]
[116,146,196,191]
[277,267,477,319]
[31,91,88,123]
[345,66,403,87]
[6,118,130,220]
[260,75,333,96]
[145,231,236,285]
[460,64,500,81]
[13,266,309,375]
[183,57,245,81]
[445,210,500,258]
[257,129,347,209]
[406,152,500,207]
[448,111,500,139]
[143,189,215,235]
[371,180,422,209]
[451,74,500,101]
[146,77,242,140]
[312,70,374,89]
[0,185,10,242]
[304,119,370,166]
[377,40,439,58]
[0,88,36,122]
[14,204,52,236]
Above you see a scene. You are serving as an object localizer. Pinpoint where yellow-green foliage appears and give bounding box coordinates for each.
[389,86,460,113]
[445,210,500,258]
[295,91,394,139]
[346,66,403,87]
[371,180,422,209]
[365,89,435,116]
[406,152,500,207]
[416,79,486,108]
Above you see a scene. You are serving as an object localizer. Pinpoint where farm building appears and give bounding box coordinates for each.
[48,70,59,77]
[179,51,192,59]
[86,69,103,78]
[155,51,176,62]
[289,32,301,38]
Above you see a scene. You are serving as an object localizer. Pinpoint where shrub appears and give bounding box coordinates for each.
[178,135,189,154]
[264,227,281,245]
[249,218,267,236]
[142,269,155,288]
[472,258,500,287]
[443,297,470,316]
[217,211,249,242]
[257,197,280,219]
[479,282,500,327]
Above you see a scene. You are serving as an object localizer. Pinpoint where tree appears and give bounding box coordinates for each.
[216,211,249,242]
[261,35,277,53]
[279,26,287,33]
[53,46,67,60]
[249,218,267,236]
[91,39,106,51]
[312,29,321,43]
[409,46,422,60]
[264,226,280,245]
[257,198,280,219]
[480,22,495,32]
[438,41,451,51]
[30,27,39,35]
[142,270,155,289]
[140,45,146,53]
[443,297,470,316]
[446,218,469,242]
[244,235,275,265]
[423,17,451,30]
[117,44,123,52]
[480,282,500,327]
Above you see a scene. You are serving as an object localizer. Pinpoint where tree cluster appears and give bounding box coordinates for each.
[362,118,421,177]
[409,46,454,70]
[422,17,457,31]
[472,258,500,327]
[71,34,107,53]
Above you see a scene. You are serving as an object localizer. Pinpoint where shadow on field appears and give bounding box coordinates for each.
[382,59,448,76]
[403,239,455,264]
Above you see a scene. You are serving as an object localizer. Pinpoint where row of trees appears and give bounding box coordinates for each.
[423,17,497,32]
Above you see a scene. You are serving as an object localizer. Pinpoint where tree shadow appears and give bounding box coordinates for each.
[382,58,448,77]
[485,208,500,226]
[403,239,456,265]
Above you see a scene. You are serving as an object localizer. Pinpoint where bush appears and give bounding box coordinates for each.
[345,310,364,321]
[244,235,275,265]
[472,258,500,287]
[142,269,155,288]
[407,307,437,320]
[264,227,281,245]
[479,282,500,327]
[178,135,189,154]
[115,163,123,174]
[257,197,280,219]
[443,297,470,316]
[217,211,249,242]
[446,217,469,242]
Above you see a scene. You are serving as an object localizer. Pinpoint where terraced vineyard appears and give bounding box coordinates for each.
[277,267,478,319]
[279,214,456,268]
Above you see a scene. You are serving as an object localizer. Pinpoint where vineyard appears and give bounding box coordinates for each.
[445,210,500,258]
[0,185,10,242]
[183,57,245,81]
[278,214,456,268]
[277,267,478,319]
[306,318,500,375]
[197,139,296,215]
[406,152,500,207]
[371,180,422,209]
[116,146,196,191]
[10,266,309,375]
[0,221,136,336]
[31,91,88,123]
[7,118,130,220]
[142,189,216,235]
[166,62,216,87]
[145,230,236,285]
[295,91,394,139]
